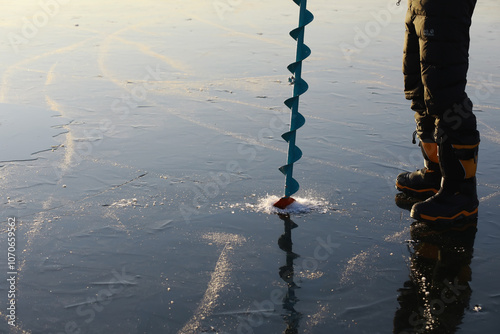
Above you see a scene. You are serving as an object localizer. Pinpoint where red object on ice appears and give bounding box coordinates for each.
[273,197,296,209]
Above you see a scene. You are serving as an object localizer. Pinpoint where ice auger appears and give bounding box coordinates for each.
[273,0,313,209]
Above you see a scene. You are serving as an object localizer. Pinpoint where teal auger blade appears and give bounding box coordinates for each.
[278,0,313,200]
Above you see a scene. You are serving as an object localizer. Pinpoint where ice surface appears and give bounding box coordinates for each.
[0,103,64,162]
[0,0,499,333]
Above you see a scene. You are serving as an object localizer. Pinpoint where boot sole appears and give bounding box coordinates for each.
[395,182,439,200]
[411,207,478,224]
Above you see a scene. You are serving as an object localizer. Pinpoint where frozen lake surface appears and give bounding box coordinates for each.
[1,0,499,333]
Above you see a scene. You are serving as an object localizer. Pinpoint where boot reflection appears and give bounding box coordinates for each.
[278,214,302,334]
[393,219,477,334]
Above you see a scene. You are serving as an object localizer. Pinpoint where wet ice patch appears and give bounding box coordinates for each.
[252,195,333,215]
[340,247,380,286]
[297,270,325,280]
[202,232,246,246]
[106,198,140,208]
[0,103,64,162]
[145,219,174,233]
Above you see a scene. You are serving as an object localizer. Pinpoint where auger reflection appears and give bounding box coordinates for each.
[277,214,302,334]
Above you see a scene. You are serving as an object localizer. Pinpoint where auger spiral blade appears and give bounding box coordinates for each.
[273,0,313,210]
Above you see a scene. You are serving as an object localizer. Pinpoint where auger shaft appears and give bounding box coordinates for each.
[274,0,313,209]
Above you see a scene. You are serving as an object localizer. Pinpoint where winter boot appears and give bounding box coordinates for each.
[411,140,479,224]
[411,98,480,224]
[396,142,441,199]
[396,112,441,200]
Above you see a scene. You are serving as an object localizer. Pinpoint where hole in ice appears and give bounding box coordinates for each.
[253,195,332,215]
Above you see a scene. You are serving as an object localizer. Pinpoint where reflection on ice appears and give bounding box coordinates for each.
[394,221,478,334]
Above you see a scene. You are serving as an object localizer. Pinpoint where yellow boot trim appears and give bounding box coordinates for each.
[460,158,478,179]
[452,143,479,150]
[395,182,439,194]
[452,143,479,179]
[419,207,479,222]
[422,142,439,164]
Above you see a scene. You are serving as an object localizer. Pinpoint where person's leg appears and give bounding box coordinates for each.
[402,4,424,110]
[397,4,441,199]
[396,112,441,199]
[410,0,480,223]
